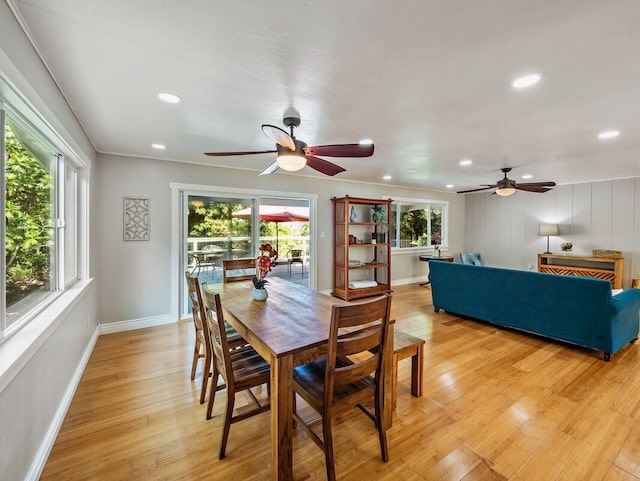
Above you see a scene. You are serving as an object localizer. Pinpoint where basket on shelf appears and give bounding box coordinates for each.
[592,249,622,259]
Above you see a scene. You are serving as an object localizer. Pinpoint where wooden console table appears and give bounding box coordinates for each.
[537,253,623,289]
[419,255,454,286]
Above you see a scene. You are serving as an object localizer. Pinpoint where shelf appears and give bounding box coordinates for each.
[339,262,389,270]
[332,196,392,301]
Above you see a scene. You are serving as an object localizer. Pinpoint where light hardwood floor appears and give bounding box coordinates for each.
[40,284,640,481]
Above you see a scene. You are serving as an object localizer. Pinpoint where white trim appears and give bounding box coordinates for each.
[24,325,99,481]
[0,71,88,169]
[0,279,93,394]
[168,182,317,201]
[98,314,174,335]
[392,276,425,286]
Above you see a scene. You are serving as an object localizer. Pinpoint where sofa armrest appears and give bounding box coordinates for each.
[610,288,640,313]
[609,289,640,350]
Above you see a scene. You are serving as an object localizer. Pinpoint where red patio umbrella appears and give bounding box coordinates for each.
[232,205,309,254]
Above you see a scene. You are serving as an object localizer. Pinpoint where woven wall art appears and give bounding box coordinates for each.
[123,197,150,241]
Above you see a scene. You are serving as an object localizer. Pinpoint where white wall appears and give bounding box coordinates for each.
[464,179,640,287]
[0,3,98,481]
[96,153,466,325]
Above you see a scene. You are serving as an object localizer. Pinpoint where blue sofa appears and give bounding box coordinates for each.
[428,261,640,361]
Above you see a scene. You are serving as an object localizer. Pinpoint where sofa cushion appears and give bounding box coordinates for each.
[460,252,483,265]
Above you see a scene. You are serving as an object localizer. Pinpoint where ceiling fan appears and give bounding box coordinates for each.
[204,109,374,176]
[457,167,556,196]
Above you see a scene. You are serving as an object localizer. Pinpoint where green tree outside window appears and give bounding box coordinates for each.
[5,124,53,305]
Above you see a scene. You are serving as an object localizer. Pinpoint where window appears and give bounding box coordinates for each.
[0,99,80,339]
[389,198,448,249]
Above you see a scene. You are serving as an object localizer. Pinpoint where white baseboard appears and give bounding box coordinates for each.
[392,276,425,286]
[24,325,100,481]
[99,313,175,335]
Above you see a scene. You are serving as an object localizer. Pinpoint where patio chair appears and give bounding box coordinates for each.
[287,249,305,276]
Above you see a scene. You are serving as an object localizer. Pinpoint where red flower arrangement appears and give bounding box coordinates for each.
[253,243,278,289]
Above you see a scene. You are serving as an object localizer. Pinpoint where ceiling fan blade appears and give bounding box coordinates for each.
[305,155,346,176]
[456,186,495,194]
[515,185,553,193]
[517,181,556,187]
[259,161,280,176]
[261,124,295,150]
[204,150,277,156]
[304,143,374,157]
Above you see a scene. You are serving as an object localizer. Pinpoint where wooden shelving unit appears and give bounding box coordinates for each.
[538,253,623,289]
[332,196,392,301]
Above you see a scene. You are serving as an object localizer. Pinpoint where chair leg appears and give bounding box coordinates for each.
[322,415,336,481]
[191,338,201,380]
[219,393,235,460]
[292,392,297,429]
[374,389,389,462]
[206,368,219,420]
[200,351,212,404]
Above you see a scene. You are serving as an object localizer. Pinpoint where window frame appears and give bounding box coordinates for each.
[387,196,449,252]
[0,93,81,341]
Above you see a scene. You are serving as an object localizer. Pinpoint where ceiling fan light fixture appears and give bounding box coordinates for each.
[512,73,542,89]
[598,130,620,140]
[276,154,306,171]
[496,187,516,197]
[158,92,181,104]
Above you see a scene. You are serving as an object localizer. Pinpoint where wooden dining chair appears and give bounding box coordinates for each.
[202,290,271,459]
[292,294,392,481]
[185,272,247,404]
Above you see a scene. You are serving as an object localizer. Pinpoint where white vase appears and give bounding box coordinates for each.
[350,206,357,222]
[252,287,268,301]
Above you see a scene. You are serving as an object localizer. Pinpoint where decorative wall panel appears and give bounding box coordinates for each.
[123,197,150,241]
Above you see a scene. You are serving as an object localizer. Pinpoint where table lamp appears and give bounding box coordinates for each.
[538,223,559,254]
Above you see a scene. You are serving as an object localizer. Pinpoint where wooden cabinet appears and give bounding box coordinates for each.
[332,196,392,301]
[538,253,623,289]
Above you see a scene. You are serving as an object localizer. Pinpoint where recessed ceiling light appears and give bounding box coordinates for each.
[512,73,542,89]
[152,143,166,150]
[522,174,533,179]
[359,139,373,145]
[158,92,181,104]
[446,184,454,189]
[597,130,620,140]
[459,159,472,166]
[383,175,392,180]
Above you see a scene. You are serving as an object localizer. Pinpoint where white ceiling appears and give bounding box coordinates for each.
[9,0,640,192]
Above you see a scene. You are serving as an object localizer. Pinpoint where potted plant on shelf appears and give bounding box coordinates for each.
[372,205,385,223]
[252,243,278,301]
[561,242,573,254]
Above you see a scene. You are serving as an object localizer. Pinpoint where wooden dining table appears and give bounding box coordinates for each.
[204,277,394,481]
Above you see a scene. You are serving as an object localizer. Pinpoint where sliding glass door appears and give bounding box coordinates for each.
[179,189,312,318]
